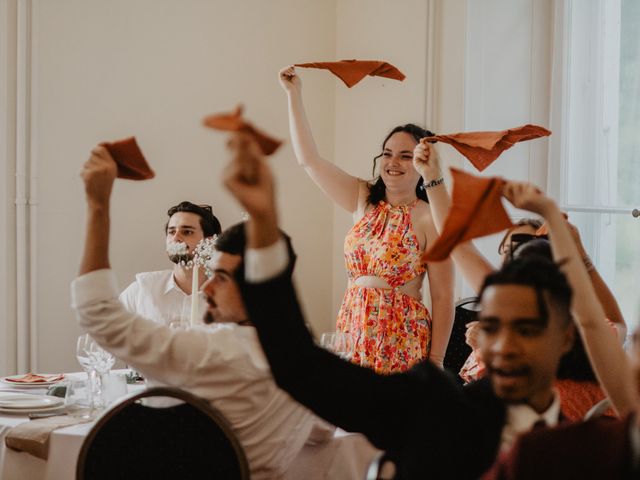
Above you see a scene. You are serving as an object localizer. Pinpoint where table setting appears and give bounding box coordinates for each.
[0,334,145,480]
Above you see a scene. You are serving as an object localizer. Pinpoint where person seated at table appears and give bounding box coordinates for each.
[217,133,638,479]
[412,142,627,420]
[119,200,221,326]
[72,145,378,480]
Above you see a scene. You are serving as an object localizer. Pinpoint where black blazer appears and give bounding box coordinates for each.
[243,269,508,479]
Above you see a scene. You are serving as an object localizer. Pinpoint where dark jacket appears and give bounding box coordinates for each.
[243,269,510,479]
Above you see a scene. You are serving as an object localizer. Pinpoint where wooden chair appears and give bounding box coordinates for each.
[76,386,250,480]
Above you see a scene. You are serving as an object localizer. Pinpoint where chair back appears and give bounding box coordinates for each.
[76,386,250,480]
[443,297,480,378]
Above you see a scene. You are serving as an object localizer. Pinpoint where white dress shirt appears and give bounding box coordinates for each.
[72,269,332,480]
[500,392,561,452]
[119,270,207,326]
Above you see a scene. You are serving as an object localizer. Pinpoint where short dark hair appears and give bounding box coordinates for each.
[214,222,296,289]
[165,201,222,237]
[479,255,573,327]
[367,124,435,205]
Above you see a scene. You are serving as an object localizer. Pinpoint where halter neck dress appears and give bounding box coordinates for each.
[336,199,431,373]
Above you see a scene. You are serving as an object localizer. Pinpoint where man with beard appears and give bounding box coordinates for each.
[119,201,221,326]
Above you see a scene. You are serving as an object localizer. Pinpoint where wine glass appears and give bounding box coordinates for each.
[75,334,97,411]
[320,332,352,360]
[88,340,115,407]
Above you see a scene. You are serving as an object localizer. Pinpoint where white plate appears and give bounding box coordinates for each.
[0,404,66,415]
[1,374,64,388]
[0,392,63,410]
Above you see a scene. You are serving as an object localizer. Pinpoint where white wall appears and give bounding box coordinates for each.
[1,0,558,374]
[0,0,18,376]
[20,0,337,373]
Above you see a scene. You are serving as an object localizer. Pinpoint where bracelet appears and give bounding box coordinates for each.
[423,177,444,189]
[583,255,596,272]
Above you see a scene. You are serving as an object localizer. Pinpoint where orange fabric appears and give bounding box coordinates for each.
[103,137,154,180]
[294,59,405,88]
[422,168,513,262]
[555,379,616,421]
[203,105,282,156]
[422,124,551,172]
[5,373,65,383]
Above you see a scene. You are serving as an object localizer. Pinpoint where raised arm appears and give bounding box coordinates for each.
[78,146,116,275]
[568,222,627,343]
[424,215,455,367]
[503,183,638,416]
[413,141,494,293]
[279,66,362,213]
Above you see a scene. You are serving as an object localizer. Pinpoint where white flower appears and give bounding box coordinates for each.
[193,236,218,277]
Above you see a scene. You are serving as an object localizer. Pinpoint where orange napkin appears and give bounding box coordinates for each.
[5,373,65,383]
[422,168,513,262]
[203,105,282,156]
[422,124,551,172]
[294,59,405,88]
[102,137,155,180]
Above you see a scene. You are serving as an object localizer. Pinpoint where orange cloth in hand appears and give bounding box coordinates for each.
[422,168,513,262]
[203,105,282,156]
[102,137,154,181]
[5,373,65,384]
[422,124,551,172]
[294,60,405,88]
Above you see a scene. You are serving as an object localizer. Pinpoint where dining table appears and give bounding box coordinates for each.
[0,370,144,480]
[0,371,379,479]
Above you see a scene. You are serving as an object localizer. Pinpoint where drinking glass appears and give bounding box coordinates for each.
[76,334,97,410]
[88,339,115,407]
[320,332,352,360]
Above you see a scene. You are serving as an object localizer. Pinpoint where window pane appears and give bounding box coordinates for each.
[618,0,640,207]
[568,211,640,333]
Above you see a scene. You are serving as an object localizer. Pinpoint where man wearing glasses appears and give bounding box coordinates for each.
[119,201,222,326]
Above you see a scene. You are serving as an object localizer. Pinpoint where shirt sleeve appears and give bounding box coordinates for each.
[245,237,289,283]
[71,269,248,388]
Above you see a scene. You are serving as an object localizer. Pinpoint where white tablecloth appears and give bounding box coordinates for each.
[0,375,379,480]
[0,371,143,480]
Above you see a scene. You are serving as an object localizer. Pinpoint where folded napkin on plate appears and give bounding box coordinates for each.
[5,374,65,384]
[102,136,155,180]
[422,168,513,262]
[5,414,92,459]
[203,105,282,156]
[422,124,551,172]
[294,59,405,88]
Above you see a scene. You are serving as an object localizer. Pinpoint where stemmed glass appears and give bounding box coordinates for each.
[320,332,352,360]
[75,334,115,409]
[75,334,98,411]
[89,340,115,407]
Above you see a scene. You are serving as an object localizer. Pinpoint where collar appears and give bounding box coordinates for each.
[164,270,187,295]
[505,390,561,433]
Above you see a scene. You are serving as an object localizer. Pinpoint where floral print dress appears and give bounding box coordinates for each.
[336,199,431,374]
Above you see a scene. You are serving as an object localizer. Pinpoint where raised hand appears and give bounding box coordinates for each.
[413,140,442,182]
[502,181,556,216]
[223,132,276,221]
[278,65,302,94]
[80,145,118,207]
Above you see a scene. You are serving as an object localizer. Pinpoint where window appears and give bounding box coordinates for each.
[550,0,640,332]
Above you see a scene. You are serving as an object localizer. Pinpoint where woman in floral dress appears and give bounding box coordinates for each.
[278,66,454,373]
